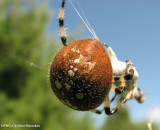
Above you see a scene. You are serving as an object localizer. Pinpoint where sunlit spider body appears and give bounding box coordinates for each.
[50,0,144,115]
[50,39,112,110]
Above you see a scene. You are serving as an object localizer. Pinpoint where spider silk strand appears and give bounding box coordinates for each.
[68,0,98,39]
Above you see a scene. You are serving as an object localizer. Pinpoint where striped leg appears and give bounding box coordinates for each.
[91,75,128,115]
[91,91,133,115]
[104,90,133,115]
[104,85,145,115]
[91,97,110,114]
[59,0,67,46]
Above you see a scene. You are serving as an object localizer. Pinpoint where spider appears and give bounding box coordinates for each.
[50,0,144,115]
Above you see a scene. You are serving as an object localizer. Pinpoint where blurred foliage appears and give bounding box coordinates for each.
[0,0,94,130]
[0,0,159,130]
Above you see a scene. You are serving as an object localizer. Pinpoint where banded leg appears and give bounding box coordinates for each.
[110,93,117,103]
[110,86,125,103]
[91,85,124,115]
[91,96,110,114]
[104,90,133,115]
[91,86,144,115]
[110,78,125,103]
[100,75,126,113]
[59,0,67,46]
[91,94,118,114]
[112,76,126,99]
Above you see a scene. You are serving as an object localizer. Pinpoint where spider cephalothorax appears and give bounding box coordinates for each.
[50,0,144,115]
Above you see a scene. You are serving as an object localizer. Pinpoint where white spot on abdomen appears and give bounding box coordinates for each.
[74,54,83,63]
[74,59,80,63]
[71,47,80,53]
[70,65,73,68]
[55,80,62,89]
[87,62,96,71]
[74,68,78,71]
[68,70,75,77]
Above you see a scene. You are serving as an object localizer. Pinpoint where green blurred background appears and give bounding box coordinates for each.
[0,0,159,130]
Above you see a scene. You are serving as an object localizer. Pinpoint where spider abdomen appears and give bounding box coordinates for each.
[50,39,112,111]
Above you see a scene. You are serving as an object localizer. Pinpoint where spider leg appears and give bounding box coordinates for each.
[110,93,117,103]
[104,70,135,115]
[91,108,104,114]
[110,86,125,103]
[59,0,67,46]
[91,91,119,114]
[91,76,140,115]
[91,96,110,114]
[102,43,117,59]
[91,88,132,115]
[102,43,109,48]
[104,90,133,115]
[110,77,125,103]
[91,91,121,114]
[131,85,145,103]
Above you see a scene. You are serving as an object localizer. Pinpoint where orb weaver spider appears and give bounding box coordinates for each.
[50,0,144,115]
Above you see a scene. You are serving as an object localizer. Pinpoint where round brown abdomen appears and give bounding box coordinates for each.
[50,39,112,111]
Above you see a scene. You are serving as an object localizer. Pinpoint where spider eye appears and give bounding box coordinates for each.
[50,39,113,111]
